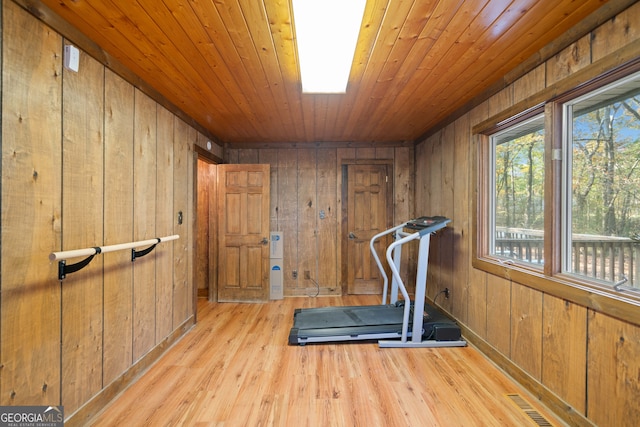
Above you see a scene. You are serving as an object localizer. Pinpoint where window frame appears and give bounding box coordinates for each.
[560,71,640,285]
[488,112,546,268]
[473,59,640,326]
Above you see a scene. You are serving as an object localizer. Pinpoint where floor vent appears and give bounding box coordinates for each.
[506,393,554,427]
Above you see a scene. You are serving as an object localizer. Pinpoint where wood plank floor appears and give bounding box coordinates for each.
[88,296,566,426]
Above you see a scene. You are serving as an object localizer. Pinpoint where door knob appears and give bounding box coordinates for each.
[260,237,268,245]
[348,232,358,240]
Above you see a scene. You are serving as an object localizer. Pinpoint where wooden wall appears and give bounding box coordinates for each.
[4,0,638,425]
[0,0,217,421]
[415,3,640,427]
[226,146,414,297]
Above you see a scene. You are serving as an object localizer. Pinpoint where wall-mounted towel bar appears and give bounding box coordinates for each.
[50,235,179,280]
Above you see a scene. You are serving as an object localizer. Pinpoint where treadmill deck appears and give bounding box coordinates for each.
[289,304,409,345]
[292,304,404,329]
[288,302,462,345]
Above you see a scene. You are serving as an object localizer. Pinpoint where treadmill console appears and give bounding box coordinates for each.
[405,216,451,234]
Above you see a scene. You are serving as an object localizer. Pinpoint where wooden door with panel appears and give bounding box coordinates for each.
[346,164,390,295]
[217,164,270,302]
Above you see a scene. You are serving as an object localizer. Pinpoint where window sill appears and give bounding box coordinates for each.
[472,256,640,327]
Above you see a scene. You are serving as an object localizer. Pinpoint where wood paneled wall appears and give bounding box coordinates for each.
[226,146,414,297]
[0,0,214,421]
[415,3,640,426]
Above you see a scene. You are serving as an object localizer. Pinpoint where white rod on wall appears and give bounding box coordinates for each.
[49,234,180,261]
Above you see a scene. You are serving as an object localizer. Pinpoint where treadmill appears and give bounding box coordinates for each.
[288,216,467,348]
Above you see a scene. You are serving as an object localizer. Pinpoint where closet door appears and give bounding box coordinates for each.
[347,164,389,294]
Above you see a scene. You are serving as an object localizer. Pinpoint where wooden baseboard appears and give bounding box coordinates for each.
[64,316,196,427]
[457,323,595,427]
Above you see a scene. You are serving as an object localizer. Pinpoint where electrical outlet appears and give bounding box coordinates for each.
[304,270,311,279]
[292,270,298,279]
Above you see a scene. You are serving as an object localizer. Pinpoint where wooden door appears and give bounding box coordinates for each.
[347,164,390,294]
[217,164,270,302]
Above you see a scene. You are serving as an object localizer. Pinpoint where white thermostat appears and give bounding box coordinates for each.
[64,44,80,72]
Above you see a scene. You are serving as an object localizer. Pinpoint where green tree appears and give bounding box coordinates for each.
[572,94,640,237]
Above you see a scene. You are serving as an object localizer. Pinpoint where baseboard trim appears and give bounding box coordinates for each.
[458,323,595,427]
[64,316,195,426]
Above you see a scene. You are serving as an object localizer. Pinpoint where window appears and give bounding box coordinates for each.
[562,71,640,288]
[490,115,545,266]
[476,63,640,299]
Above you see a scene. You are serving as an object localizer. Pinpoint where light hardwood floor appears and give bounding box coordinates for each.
[88,296,565,426]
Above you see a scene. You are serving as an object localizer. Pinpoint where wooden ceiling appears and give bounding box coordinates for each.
[34,0,611,145]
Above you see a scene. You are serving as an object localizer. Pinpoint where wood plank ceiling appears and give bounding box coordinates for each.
[35,0,609,145]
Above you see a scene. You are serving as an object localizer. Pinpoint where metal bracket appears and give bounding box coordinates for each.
[131,239,160,261]
[58,248,101,280]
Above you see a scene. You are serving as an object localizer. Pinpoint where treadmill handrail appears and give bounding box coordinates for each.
[385,231,421,342]
[386,217,451,343]
[369,223,407,305]
[369,218,450,306]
